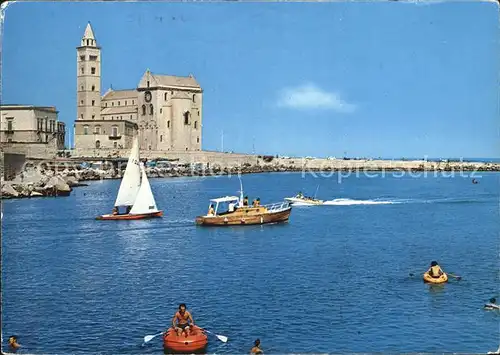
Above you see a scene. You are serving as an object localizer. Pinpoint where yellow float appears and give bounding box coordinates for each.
[423,272,448,284]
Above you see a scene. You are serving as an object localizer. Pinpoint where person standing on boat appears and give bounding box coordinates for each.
[243,196,249,206]
[207,204,215,216]
[251,339,263,354]
[172,303,195,337]
[112,206,118,215]
[426,261,445,278]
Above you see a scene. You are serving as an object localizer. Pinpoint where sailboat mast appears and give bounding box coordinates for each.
[238,173,244,207]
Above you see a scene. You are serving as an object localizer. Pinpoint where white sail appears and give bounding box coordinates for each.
[114,136,141,207]
[129,163,159,215]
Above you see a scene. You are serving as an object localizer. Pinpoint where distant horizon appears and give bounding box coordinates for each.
[2,1,499,158]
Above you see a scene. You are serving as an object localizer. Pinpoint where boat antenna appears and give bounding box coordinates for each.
[238,173,244,207]
[314,185,320,199]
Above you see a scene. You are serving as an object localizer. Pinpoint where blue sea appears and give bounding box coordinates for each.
[2,171,499,354]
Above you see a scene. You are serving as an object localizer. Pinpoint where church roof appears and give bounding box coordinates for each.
[138,70,202,90]
[100,107,138,115]
[151,74,201,89]
[102,89,138,101]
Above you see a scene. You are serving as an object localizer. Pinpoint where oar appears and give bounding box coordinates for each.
[143,331,164,344]
[202,329,228,343]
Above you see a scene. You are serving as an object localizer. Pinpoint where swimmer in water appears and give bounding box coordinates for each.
[484,298,500,310]
[8,335,21,352]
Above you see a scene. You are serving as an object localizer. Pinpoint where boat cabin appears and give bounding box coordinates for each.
[207,196,241,216]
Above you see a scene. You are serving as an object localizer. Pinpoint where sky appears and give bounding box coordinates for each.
[2,1,499,158]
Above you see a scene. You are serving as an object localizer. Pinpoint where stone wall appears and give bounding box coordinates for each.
[2,142,58,159]
[1,152,26,181]
[70,148,259,165]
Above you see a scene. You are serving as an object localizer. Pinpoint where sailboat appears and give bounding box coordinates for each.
[96,136,163,220]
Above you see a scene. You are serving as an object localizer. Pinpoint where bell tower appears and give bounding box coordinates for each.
[76,22,101,122]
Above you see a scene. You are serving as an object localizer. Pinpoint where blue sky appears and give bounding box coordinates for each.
[2,1,499,158]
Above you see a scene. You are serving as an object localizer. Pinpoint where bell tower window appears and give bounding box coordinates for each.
[184,112,190,125]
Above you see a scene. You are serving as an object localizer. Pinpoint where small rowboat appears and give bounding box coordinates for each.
[163,325,208,353]
[423,272,448,284]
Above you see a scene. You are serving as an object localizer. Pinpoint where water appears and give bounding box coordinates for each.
[2,172,499,354]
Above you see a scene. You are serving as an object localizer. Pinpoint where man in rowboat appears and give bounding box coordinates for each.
[172,303,195,337]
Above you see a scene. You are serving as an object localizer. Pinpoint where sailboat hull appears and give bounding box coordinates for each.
[96,211,163,220]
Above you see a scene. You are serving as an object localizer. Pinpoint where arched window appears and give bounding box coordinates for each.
[192,94,196,103]
[114,142,117,148]
[94,126,101,134]
[184,112,190,125]
[167,120,170,128]
[83,125,89,135]
[112,126,118,137]
[149,104,153,115]
[95,140,100,149]
[194,121,197,129]
[164,92,167,100]
[160,135,163,142]
[91,85,95,91]
[142,105,146,115]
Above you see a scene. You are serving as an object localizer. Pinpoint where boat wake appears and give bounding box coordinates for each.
[322,198,401,206]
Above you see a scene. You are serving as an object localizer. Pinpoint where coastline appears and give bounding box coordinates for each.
[1,158,498,200]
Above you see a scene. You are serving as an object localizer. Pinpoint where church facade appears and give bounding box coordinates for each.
[74,23,203,154]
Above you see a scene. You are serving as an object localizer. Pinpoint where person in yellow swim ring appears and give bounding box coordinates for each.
[426,261,445,278]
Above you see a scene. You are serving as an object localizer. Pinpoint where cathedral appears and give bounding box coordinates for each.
[74,22,203,153]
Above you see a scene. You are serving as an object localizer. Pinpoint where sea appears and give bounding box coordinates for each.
[2,171,499,354]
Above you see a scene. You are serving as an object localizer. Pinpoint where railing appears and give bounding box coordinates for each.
[262,201,291,212]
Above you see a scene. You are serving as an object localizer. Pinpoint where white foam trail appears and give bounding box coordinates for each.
[323,198,401,206]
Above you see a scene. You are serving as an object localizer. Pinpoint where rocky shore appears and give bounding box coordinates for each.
[1,158,499,199]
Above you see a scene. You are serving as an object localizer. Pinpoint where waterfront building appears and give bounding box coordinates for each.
[0,104,66,158]
[74,22,203,154]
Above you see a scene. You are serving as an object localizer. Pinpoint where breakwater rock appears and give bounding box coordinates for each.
[2,159,499,200]
[1,169,82,199]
